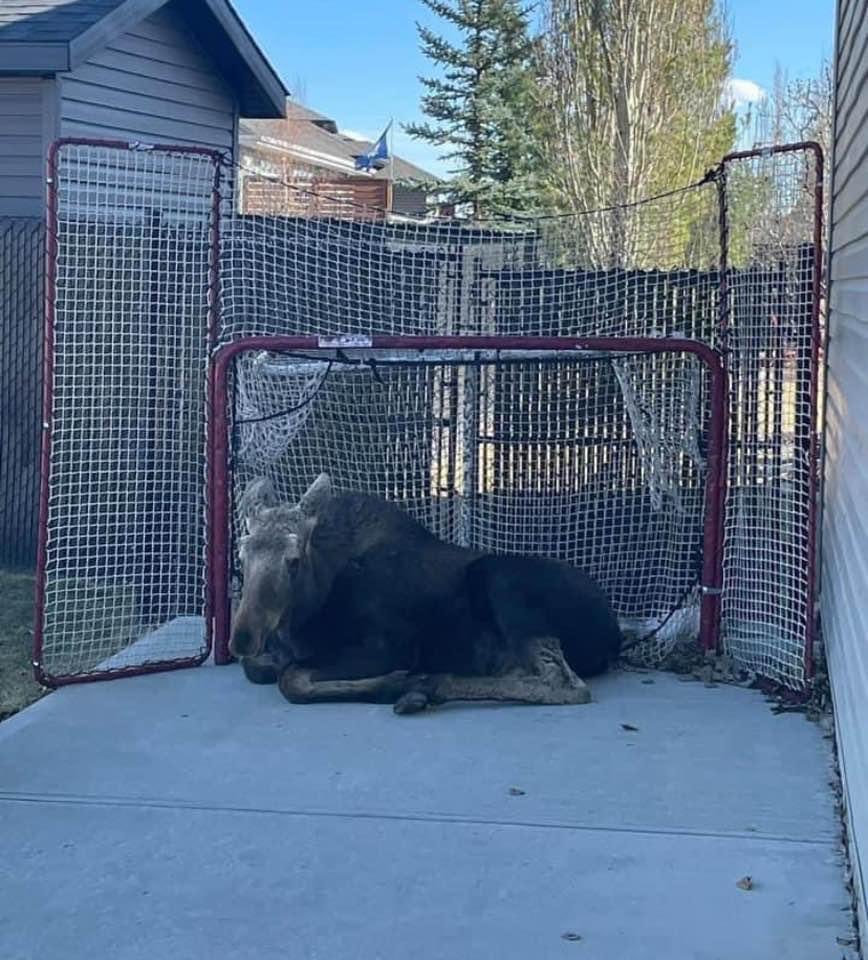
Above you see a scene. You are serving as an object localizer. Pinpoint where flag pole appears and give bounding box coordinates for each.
[387,117,394,216]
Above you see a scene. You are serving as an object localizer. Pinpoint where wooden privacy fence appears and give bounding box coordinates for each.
[239,176,390,220]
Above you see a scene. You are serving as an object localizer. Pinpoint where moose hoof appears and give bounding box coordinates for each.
[568,685,592,705]
[393,691,430,715]
[242,655,280,685]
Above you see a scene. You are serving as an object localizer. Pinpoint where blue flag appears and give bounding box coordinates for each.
[354,123,391,171]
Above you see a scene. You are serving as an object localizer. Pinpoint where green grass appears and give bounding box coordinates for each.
[41,578,140,676]
[0,568,45,720]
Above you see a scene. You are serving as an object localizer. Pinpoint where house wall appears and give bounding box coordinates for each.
[823,0,868,936]
[0,3,239,217]
[0,1,245,561]
[0,77,56,217]
[59,3,237,154]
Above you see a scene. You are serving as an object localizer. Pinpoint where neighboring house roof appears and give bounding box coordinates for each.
[283,101,339,134]
[240,102,438,185]
[367,145,434,184]
[0,0,287,117]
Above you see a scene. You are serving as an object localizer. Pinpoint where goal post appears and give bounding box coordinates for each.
[208,334,728,668]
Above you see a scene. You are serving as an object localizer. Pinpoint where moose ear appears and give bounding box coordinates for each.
[244,507,265,534]
[239,477,278,530]
[299,473,333,516]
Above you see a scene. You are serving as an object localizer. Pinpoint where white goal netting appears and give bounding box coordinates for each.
[224,346,715,667]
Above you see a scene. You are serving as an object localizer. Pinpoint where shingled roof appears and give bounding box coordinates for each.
[241,102,438,185]
[0,0,125,41]
[0,0,287,116]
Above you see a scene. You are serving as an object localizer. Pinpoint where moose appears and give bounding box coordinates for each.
[229,474,623,714]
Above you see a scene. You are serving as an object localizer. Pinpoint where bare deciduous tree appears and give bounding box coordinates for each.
[729,60,832,259]
[535,0,736,266]
[743,61,832,160]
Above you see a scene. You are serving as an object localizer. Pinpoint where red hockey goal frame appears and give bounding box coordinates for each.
[208,334,729,666]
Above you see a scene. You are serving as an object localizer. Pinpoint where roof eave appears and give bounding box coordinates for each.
[240,136,363,176]
[68,0,167,67]
[201,0,287,117]
[0,41,69,72]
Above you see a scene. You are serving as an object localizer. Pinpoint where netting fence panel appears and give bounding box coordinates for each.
[209,337,727,670]
[37,139,822,689]
[217,183,722,345]
[718,144,824,688]
[34,141,222,685]
[215,145,822,688]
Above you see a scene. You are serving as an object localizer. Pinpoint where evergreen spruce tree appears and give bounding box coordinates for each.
[405,0,539,217]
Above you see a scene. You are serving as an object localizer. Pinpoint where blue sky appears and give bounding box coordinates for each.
[233,0,835,177]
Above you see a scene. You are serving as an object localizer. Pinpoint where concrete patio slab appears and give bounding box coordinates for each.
[0,666,855,959]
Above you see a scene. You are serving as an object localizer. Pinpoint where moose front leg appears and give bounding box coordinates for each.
[278,666,413,704]
[394,637,592,714]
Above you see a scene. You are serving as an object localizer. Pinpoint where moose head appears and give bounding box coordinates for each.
[228,473,333,660]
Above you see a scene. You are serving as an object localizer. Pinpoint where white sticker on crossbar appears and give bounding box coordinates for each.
[317,335,373,348]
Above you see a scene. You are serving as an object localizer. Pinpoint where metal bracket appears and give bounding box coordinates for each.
[701,585,723,596]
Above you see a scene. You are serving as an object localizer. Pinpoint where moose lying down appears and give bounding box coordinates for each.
[229,474,622,714]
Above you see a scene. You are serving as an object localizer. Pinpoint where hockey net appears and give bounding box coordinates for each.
[211,337,726,668]
[36,139,822,688]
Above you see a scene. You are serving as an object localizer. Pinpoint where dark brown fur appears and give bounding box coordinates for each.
[230,476,622,713]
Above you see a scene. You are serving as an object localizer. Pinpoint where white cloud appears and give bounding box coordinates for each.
[725,78,767,107]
